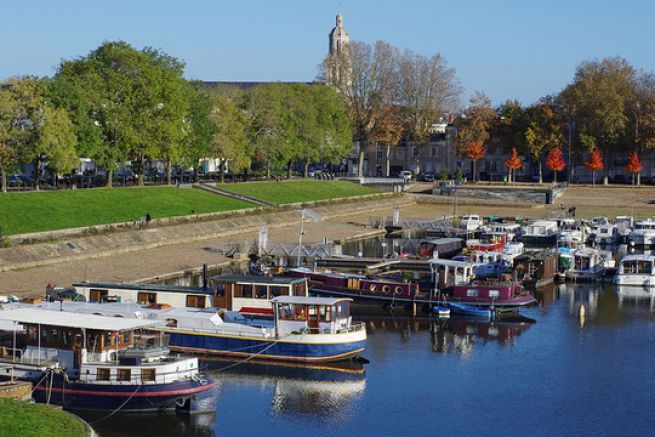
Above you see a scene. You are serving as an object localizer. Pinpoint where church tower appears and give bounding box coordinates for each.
[326,14,350,88]
[329,14,349,55]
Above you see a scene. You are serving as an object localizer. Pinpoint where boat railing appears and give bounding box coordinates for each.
[79,365,197,384]
[348,322,366,333]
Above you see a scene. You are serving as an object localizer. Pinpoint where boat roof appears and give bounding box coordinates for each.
[620,254,655,262]
[428,258,474,267]
[271,296,352,306]
[421,238,463,244]
[210,274,307,285]
[526,220,558,226]
[74,281,211,294]
[0,308,156,331]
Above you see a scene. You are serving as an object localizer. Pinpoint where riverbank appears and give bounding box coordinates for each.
[0,399,87,437]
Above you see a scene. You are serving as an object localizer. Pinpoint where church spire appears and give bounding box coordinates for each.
[329,13,349,55]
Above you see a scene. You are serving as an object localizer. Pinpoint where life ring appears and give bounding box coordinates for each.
[394,286,403,295]
[382,285,391,294]
[369,284,377,292]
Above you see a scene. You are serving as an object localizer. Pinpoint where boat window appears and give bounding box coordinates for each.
[105,333,114,348]
[293,283,306,296]
[320,305,332,322]
[254,286,268,299]
[137,292,157,305]
[270,286,286,297]
[467,289,479,297]
[141,369,156,382]
[117,369,131,382]
[186,295,207,308]
[165,318,178,328]
[489,290,500,298]
[89,289,109,303]
[96,368,110,381]
[336,301,350,318]
[233,284,253,299]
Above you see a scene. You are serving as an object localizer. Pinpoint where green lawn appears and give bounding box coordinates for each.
[0,399,85,437]
[0,187,254,235]
[218,180,381,205]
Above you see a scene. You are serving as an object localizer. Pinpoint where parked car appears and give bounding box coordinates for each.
[418,172,435,182]
[400,170,413,182]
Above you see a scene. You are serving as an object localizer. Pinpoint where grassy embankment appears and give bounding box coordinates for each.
[218,180,381,205]
[0,399,85,437]
[0,187,254,236]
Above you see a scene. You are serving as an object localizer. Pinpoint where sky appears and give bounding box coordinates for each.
[2,0,655,106]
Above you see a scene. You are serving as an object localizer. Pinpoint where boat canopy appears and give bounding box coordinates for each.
[0,308,157,331]
[271,296,352,306]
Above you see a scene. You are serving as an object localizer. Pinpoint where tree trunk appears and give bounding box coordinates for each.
[603,149,609,185]
[303,161,309,178]
[166,160,172,186]
[592,171,595,188]
[0,164,6,193]
[386,144,391,177]
[106,169,114,188]
[553,171,557,184]
[358,142,366,177]
[287,159,292,179]
[266,160,271,179]
[219,160,225,184]
[33,158,40,191]
[138,172,144,186]
[637,172,641,186]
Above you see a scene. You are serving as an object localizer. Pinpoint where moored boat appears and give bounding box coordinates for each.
[613,254,655,288]
[442,279,536,308]
[521,220,558,245]
[629,218,655,247]
[447,303,492,318]
[565,247,615,282]
[0,308,214,413]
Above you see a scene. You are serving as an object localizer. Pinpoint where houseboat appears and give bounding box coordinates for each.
[15,298,367,364]
[455,251,508,278]
[417,238,463,258]
[74,282,214,308]
[629,218,655,247]
[441,279,536,308]
[460,215,482,231]
[613,254,655,288]
[210,275,309,316]
[483,223,521,241]
[74,276,309,318]
[466,232,507,252]
[587,218,617,245]
[615,216,634,243]
[0,308,214,413]
[521,220,558,245]
[565,248,615,282]
[501,241,525,267]
[513,250,558,288]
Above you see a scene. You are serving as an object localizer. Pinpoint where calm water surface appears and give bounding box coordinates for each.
[85,282,655,436]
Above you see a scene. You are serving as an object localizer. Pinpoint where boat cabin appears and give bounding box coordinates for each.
[74,282,213,309]
[211,275,308,315]
[271,296,359,335]
[513,250,558,288]
[618,255,655,275]
[485,223,521,241]
[417,238,463,258]
[428,259,475,289]
[460,215,482,231]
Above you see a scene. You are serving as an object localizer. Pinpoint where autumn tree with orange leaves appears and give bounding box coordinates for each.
[466,141,486,182]
[626,151,643,186]
[545,147,566,184]
[504,147,522,183]
[584,148,604,188]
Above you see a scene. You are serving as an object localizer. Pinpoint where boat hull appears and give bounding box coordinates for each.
[613,275,655,288]
[447,303,491,318]
[165,330,367,363]
[521,234,557,246]
[309,285,536,308]
[1,372,215,413]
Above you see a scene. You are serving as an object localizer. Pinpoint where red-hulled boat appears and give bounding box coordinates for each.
[467,232,507,252]
[440,279,536,307]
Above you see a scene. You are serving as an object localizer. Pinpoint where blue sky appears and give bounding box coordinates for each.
[2,0,654,105]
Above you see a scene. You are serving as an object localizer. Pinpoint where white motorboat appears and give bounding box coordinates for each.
[630,218,655,247]
[613,254,655,288]
[501,241,525,268]
[521,220,558,245]
[565,247,615,282]
[615,216,634,242]
[459,215,482,231]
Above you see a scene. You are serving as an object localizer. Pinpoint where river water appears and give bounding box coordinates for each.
[83,280,655,436]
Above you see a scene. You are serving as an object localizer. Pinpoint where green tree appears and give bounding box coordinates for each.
[179,82,216,185]
[209,93,250,183]
[0,82,19,192]
[524,103,563,183]
[559,57,636,185]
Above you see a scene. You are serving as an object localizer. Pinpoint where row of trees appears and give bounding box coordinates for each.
[456,57,655,185]
[0,41,351,192]
[322,40,461,176]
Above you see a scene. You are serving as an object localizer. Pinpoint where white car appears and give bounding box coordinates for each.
[400,170,413,182]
